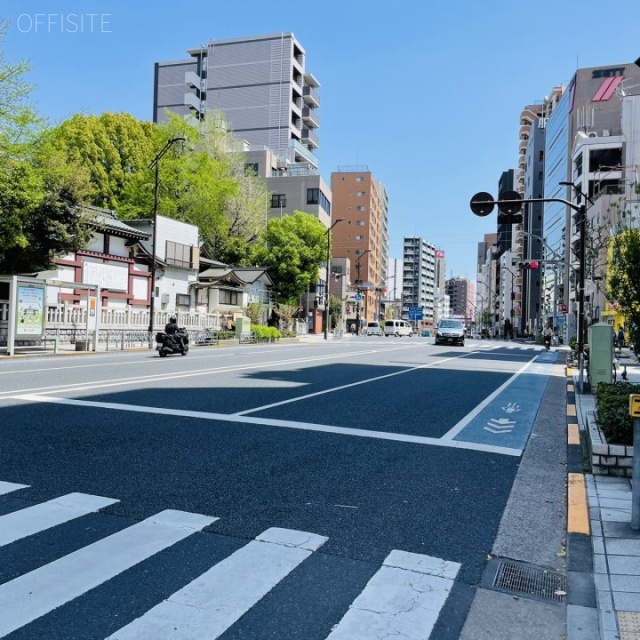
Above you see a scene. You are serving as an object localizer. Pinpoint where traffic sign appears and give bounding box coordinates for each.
[470,192,494,217]
[408,307,423,320]
[354,293,362,302]
[497,190,522,214]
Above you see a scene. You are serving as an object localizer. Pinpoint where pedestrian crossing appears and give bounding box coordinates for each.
[0,481,461,640]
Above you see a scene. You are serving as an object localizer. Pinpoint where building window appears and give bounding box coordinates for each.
[357,191,366,196]
[306,188,331,215]
[220,289,240,305]
[356,220,365,226]
[271,194,287,208]
[355,235,365,240]
[196,288,208,304]
[245,162,259,176]
[356,176,364,182]
[176,293,190,307]
[357,205,365,211]
[166,241,192,269]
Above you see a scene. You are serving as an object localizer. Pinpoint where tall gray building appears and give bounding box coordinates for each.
[154,33,320,169]
[402,237,438,327]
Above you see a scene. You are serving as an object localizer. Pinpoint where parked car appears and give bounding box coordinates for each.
[434,318,465,346]
[365,321,383,336]
[384,319,413,337]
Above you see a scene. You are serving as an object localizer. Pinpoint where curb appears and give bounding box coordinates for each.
[566,369,599,639]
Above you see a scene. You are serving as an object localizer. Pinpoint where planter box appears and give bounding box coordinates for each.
[586,411,634,477]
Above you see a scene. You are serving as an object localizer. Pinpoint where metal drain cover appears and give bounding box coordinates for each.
[485,559,567,603]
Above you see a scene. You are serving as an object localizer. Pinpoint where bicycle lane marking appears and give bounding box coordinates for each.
[440,353,555,453]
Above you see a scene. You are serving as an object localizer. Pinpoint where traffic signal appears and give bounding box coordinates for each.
[518,260,540,270]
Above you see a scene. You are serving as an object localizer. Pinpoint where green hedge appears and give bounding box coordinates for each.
[595,382,640,446]
[251,325,282,341]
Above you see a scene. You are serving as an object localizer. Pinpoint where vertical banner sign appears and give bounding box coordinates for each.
[15,284,45,338]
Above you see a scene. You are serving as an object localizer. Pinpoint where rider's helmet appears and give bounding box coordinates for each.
[169,316,177,323]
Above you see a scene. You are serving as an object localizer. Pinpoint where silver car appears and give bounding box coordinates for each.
[434,319,465,346]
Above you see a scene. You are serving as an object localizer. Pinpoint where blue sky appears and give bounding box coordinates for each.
[4,0,640,279]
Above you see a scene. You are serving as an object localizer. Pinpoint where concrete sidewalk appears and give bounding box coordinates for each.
[571,352,640,640]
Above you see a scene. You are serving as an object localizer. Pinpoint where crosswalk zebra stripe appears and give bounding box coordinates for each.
[0,481,28,496]
[324,550,461,639]
[0,492,119,547]
[105,527,328,640]
[0,509,217,638]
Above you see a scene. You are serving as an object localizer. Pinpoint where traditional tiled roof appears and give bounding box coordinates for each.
[84,205,150,240]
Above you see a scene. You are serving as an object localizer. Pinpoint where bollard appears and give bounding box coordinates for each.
[630,395,640,530]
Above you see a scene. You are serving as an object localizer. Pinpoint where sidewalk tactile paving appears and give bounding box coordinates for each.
[619,611,640,639]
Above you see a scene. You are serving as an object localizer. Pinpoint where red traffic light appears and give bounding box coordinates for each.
[529,261,539,269]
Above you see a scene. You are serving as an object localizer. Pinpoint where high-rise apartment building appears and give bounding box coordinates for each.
[446,277,474,322]
[401,237,439,328]
[154,33,320,168]
[331,168,388,328]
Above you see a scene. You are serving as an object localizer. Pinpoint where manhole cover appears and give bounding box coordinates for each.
[487,559,566,603]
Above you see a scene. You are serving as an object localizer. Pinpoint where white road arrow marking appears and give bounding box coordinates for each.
[484,417,517,434]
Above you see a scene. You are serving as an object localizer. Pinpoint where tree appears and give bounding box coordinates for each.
[275,302,298,331]
[607,228,640,354]
[0,19,41,152]
[0,23,92,274]
[0,144,93,273]
[329,294,343,330]
[250,213,328,302]
[48,112,156,210]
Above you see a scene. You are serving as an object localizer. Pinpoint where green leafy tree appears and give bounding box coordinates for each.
[0,19,41,151]
[244,301,264,325]
[48,112,156,209]
[250,212,328,302]
[607,228,640,354]
[0,144,93,273]
[329,294,343,330]
[0,23,92,274]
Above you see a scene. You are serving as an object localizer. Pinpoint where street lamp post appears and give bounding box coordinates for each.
[147,137,186,338]
[324,218,345,340]
[354,249,371,335]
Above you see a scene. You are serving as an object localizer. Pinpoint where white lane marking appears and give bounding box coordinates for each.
[0,346,420,399]
[234,353,468,416]
[0,509,217,638]
[106,527,327,640]
[0,481,29,496]
[325,550,461,640]
[440,355,538,442]
[0,493,119,547]
[8,394,522,456]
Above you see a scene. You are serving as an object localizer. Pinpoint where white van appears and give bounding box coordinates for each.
[365,321,383,336]
[384,319,413,337]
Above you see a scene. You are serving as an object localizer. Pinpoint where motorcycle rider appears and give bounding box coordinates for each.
[164,316,184,351]
[544,326,553,351]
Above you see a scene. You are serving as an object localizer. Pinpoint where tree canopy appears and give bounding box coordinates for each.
[250,212,328,302]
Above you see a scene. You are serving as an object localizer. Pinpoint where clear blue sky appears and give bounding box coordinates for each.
[4,0,640,279]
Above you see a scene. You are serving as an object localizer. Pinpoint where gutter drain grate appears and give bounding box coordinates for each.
[493,560,567,603]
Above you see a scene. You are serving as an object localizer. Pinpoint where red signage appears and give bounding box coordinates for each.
[435,250,445,259]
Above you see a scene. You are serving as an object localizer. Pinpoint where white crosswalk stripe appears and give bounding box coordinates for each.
[325,550,460,639]
[0,480,29,496]
[0,509,217,638]
[106,527,328,639]
[0,482,459,639]
[0,492,119,547]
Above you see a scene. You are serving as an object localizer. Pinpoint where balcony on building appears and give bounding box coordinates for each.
[303,85,321,107]
[304,72,320,88]
[301,128,319,149]
[302,107,320,128]
[185,71,203,90]
[184,91,202,114]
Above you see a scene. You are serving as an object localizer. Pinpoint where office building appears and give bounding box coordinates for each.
[401,237,440,328]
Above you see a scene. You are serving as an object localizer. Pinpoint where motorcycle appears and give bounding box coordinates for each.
[155,329,189,357]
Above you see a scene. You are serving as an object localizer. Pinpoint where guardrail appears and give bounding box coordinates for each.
[239,332,257,344]
[194,329,219,347]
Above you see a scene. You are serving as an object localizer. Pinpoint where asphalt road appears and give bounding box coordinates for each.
[0,337,560,639]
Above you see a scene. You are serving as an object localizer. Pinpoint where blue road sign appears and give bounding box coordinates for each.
[355,293,362,302]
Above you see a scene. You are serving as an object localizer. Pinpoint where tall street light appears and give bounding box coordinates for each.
[354,249,371,335]
[147,137,186,336]
[324,218,344,340]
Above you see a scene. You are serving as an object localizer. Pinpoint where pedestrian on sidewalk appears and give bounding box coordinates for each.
[617,326,625,349]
